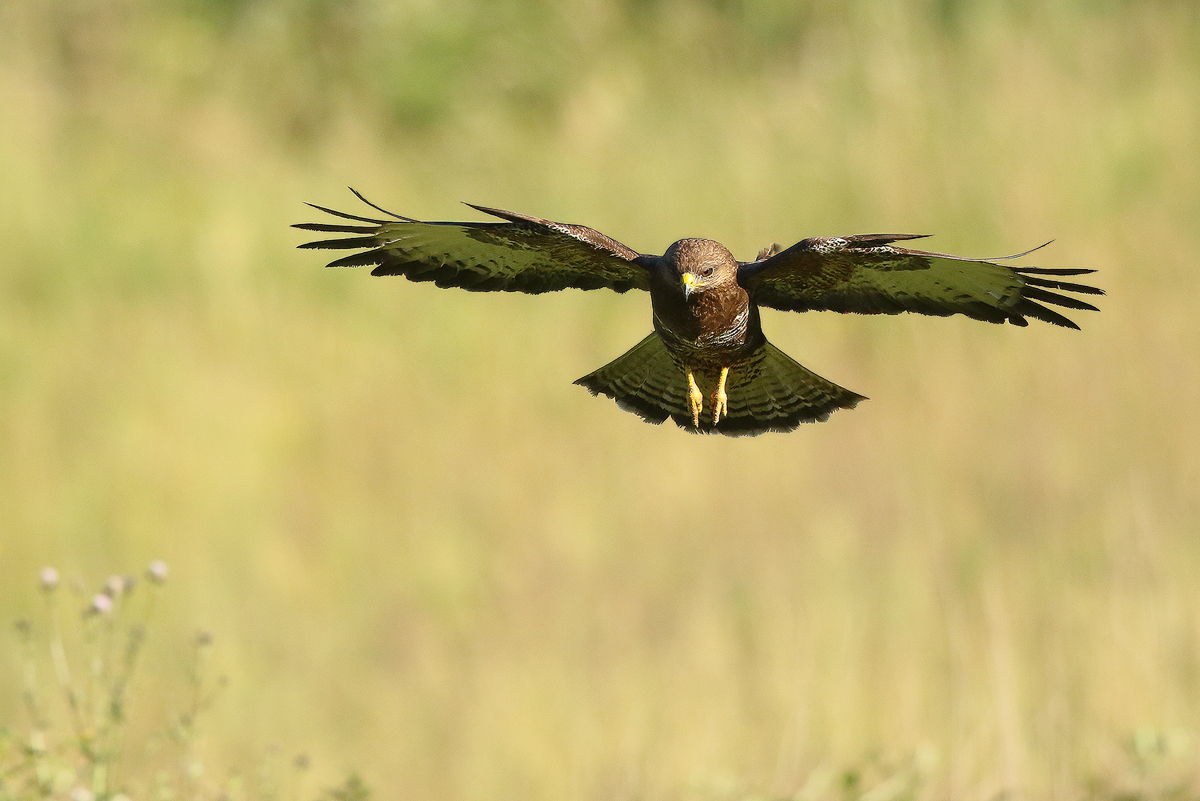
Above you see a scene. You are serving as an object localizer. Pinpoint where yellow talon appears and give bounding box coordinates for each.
[686,371,703,427]
[711,366,729,424]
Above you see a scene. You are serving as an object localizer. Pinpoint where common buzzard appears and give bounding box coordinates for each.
[296,190,1101,436]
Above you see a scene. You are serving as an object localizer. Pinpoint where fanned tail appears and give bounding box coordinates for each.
[575,334,864,436]
[574,334,686,427]
[715,341,866,435]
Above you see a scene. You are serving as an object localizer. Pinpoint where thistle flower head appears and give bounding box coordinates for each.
[88,593,114,616]
[146,560,169,584]
[40,567,59,592]
[104,575,126,598]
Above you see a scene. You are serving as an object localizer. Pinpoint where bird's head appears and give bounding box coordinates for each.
[662,239,738,301]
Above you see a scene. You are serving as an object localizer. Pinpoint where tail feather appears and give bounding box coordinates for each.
[574,334,680,426]
[575,334,865,436]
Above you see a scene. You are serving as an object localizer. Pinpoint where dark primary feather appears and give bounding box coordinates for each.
[294,189,651,294]
[739,235,1102,329]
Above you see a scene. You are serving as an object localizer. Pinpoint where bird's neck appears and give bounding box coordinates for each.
[652,282,755,349]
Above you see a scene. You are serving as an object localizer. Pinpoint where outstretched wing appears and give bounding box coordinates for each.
[295,189,651,294]
[738,234,1102,329]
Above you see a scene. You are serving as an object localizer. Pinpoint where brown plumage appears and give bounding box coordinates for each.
[295,189,1102,436]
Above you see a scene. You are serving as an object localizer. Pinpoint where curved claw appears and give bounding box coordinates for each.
[686,371,704,428]
[711,367,729,424]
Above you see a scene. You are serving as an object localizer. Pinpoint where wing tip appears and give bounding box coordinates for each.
[347,187,414,221]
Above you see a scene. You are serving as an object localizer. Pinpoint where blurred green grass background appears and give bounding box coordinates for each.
[2,0,1199,797]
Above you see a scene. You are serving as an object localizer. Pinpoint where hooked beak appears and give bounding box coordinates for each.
[681,272,702,300]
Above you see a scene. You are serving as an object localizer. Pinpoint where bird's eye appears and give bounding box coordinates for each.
[701,266,715,278]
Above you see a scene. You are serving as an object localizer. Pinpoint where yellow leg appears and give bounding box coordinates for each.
[711,366,729,424]
[686,370,703,427]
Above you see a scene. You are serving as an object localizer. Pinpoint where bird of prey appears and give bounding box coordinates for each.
[295,190,1101,436]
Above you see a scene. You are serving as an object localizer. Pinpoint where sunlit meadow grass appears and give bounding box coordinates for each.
[1,565,366,801]
[2,1,1200,799]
